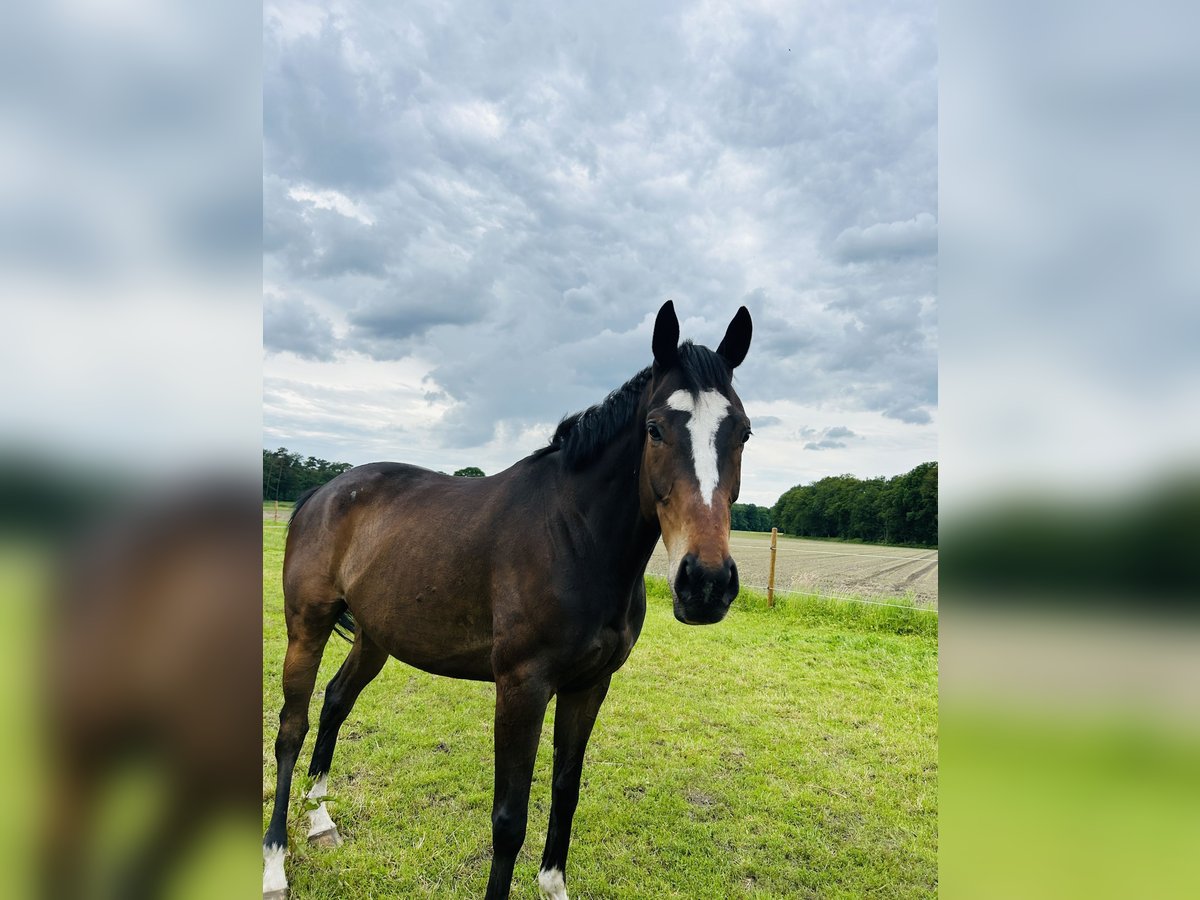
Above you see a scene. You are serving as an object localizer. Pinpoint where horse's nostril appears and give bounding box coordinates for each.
[676,555,740,609]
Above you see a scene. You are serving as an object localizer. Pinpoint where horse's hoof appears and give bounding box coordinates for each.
[264,890,288,900]
[307,826,343,848]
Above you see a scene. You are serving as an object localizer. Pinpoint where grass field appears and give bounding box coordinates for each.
[262,523,938,898]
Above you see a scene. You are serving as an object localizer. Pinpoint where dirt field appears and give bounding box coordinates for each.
[648,531,938,608]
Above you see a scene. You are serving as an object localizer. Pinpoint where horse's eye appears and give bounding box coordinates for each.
[742,430,752,444]
[647,422,663,442]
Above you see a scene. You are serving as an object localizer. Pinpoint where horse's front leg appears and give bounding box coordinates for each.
[537,676,610,900]
[484,672,553,900]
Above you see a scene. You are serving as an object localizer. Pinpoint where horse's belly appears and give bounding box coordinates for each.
[349,595,496,682]
[394,646,495,682]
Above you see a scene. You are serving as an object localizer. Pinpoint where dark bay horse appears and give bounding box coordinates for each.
[263,301,753,899]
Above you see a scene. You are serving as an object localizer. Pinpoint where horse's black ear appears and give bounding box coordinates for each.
[716,306,753,369]
[652,300,680,369]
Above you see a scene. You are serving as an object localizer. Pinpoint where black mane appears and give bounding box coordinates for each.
[534,340,734,469]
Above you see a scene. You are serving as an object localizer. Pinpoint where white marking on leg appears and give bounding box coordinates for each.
[666,389,731,507]
[538,866,569,900]
[263,843,287,896]
[307,801,337,839]
[306,774,339,842]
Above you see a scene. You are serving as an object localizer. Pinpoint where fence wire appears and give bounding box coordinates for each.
[644,568,939,614]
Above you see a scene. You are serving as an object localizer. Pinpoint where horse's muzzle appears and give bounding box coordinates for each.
[672,554,739,624]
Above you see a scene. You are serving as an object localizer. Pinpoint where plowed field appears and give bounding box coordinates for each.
[649,531,938,608]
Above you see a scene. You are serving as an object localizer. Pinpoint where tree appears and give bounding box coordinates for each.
[731,503,772,532]
[770,462,938,547]
[262,448,353,502]
[848,477,886,542]
[453,466,485,478]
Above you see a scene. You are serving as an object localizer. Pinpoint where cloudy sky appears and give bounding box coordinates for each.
[263,0,937,506]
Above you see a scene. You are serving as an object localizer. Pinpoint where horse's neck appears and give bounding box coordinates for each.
[566,434,661,582]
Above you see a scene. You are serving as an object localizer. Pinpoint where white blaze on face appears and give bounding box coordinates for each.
[666,389,732,508]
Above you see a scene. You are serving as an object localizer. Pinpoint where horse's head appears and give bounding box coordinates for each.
[640,301,753,625]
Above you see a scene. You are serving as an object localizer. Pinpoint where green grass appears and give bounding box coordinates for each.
[263,525,938,898]
[726,579,936,638]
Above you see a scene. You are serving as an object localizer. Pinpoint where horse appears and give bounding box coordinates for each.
[263,300,753,899]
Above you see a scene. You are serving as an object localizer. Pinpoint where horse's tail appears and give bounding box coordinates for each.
[289,486,320,524]
[333,609,357,643]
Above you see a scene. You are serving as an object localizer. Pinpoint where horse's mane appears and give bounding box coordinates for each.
[534,341,733,469]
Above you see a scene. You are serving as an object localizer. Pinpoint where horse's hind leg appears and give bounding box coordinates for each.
[263,593,342,900]
[304,628,388,848]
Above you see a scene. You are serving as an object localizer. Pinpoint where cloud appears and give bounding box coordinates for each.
[263,19,414,191]
[288,186,375,225]
[804,439,846,451]
[834,213,937,264]
[262,1,938,497]
[798,424,861,451]
[263,295,337,361]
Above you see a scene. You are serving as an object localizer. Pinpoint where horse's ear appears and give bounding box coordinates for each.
[652,300,680,369]
[716,306,753,369]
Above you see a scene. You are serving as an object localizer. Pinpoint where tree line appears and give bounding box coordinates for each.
[771,462,937,547]
[263,448,936,547]
[262,449,488,502]
[262,448,354,502]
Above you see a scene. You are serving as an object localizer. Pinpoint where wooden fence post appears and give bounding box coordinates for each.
[768,527,778,608]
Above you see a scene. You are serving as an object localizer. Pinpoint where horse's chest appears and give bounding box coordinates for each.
[562,605,643,691]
